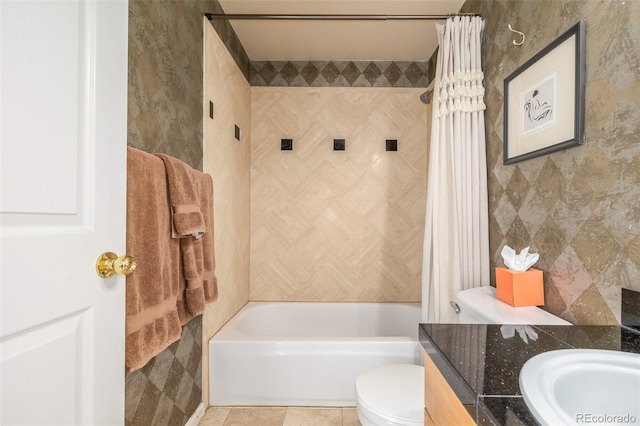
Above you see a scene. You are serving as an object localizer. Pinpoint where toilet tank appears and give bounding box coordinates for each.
[454,286,570,325]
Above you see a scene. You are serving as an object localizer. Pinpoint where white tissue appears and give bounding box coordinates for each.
[501,245,539,271]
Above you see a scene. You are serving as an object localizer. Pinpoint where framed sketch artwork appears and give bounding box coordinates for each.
[503,20,586,164]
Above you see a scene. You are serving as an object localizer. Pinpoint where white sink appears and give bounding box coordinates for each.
[520,349,640,426]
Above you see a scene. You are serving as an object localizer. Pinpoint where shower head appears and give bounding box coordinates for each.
[419,89,432,104]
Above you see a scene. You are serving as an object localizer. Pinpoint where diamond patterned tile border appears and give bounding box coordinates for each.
[250,60,429,87]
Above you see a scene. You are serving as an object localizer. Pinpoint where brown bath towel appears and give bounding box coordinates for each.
[125,147,182,372]
[155,153,206,238]
[155,153,217,322]
[176,173,218,322]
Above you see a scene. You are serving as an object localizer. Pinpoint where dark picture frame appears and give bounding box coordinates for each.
[503,20,586,164]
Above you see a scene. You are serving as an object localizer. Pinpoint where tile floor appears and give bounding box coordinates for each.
[199,406,360,426]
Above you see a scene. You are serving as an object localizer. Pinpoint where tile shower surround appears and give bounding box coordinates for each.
[249,87,428,302]
[240,1,638,321]
[202,20,252,407]
[206,0,637,320]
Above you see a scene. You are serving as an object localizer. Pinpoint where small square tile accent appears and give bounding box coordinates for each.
[281,138,293,151]
[333,138,345,151]
[386,139,398,151]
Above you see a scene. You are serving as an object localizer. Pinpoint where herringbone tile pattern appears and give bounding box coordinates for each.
[250,87,429,302]
[202,22,252,405]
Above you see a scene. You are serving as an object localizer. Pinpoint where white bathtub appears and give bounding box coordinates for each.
[209,302,422,407]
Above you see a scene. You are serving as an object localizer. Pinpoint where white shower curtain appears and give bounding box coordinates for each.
[421,16,490,322]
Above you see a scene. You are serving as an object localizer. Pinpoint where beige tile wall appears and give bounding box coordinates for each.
[250,87,429,302]
[202,20,251,404]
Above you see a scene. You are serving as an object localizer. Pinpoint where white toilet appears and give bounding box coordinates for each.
[355,285,570,426]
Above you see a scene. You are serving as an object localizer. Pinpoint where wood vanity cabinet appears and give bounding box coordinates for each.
[423,352,476,426]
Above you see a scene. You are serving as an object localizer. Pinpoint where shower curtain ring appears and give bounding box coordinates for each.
[508,24,525,46]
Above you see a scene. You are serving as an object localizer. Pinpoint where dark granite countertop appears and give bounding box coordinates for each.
[419,324,640,426]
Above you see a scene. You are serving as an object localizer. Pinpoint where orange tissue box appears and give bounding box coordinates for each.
[495,267,544,307]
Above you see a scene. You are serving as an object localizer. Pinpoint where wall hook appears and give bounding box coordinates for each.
[508,24,525,46]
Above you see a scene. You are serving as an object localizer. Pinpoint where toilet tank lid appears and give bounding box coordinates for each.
[455,286,571,325]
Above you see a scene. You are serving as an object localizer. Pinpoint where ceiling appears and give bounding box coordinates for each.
[216,0,466,62]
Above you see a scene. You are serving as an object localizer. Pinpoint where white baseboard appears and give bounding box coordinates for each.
[185,402,207,426]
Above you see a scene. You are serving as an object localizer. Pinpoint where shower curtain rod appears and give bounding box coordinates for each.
[205,13,479,21]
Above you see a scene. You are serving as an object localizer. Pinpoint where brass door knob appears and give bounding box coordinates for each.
[96,252,137,278]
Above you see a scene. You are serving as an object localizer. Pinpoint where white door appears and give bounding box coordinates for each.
[0,0,128,424]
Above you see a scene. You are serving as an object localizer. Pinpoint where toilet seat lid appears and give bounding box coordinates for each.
[356,364,424,425]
